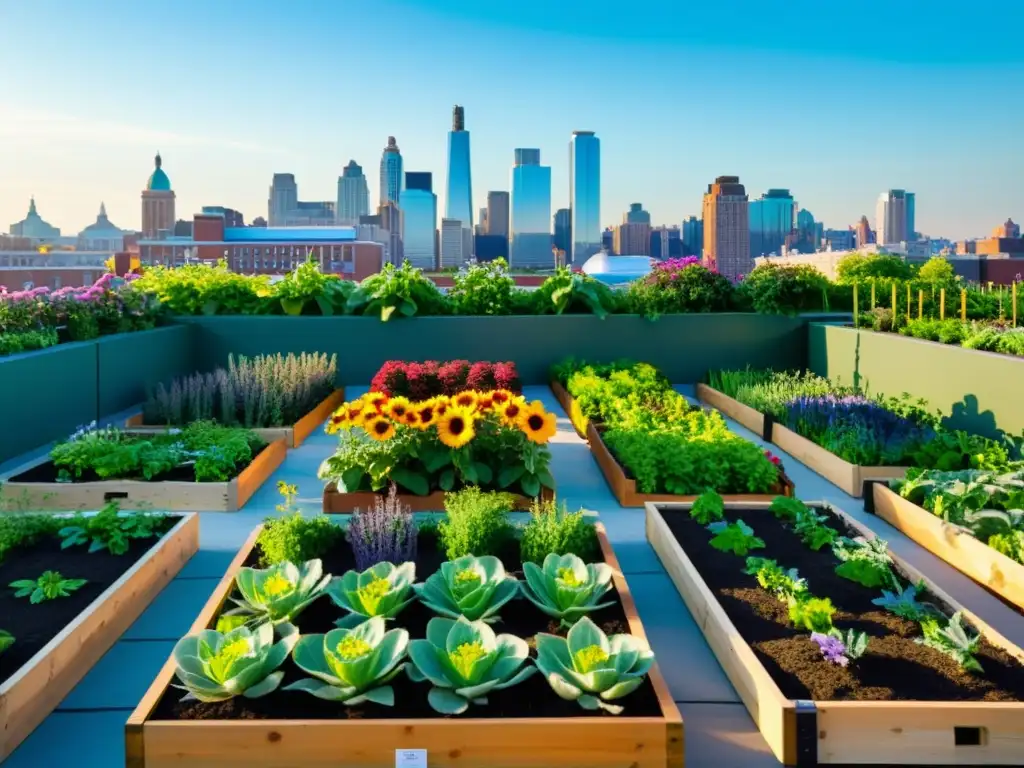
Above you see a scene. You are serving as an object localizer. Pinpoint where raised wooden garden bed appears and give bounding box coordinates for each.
[0,439,287,513]
[0,512,198,760]
[694,383,766,436]
[322,483,556,514]
[873,483,1024,612]
[549,380,590,439]
[125,523,683,768]
[126,389,346,449]
[646,498,1024,766]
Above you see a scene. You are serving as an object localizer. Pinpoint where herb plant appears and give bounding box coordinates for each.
[744,557,807,600]
[707,520,765,556]
[10,571,88,603]
[519,497,598,564]
[0,630,12,654]
[59,502,167,555]
[438,487,518,560]
[256,512,346,568]
[916,612,984,673]
[345,484,418,570]
[0,514,65,563]
[690,490,725,525]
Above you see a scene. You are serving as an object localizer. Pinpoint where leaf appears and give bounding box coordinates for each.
[473,463,493,484]
[498,464,526,488]
[521,474,541,498]
[422,449,453,474]
[389,467,430,496]
[201,299,220,316]
[340,467,366,493]
[314,295,334,316]
[536,467,556,489]
[379,304,397,322]
[399,298,417,317]
[280,297,306,316]
[835,559,890,589]
[438,468,456,491]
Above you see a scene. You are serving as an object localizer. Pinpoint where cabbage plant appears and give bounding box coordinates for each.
[414,555,519,622]
[535,616,653,714]
[326,561,416,627]
[522,553,614,627]
[407,616,536,714]
[171,622,298,702]
[224,559,330,625]
[284,616,409,705]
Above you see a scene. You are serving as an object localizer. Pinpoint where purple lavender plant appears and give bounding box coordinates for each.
[810,632,849,667]
[347,484,417,570]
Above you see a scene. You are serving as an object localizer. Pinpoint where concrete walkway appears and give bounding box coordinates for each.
[6,385,1024,767]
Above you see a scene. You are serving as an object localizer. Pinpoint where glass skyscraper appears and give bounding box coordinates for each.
[400,171,436,270]
[379,136,403,207]
[445,106,473,234]
[749,189,795,258]
[510,149,552,269]
[905,192,916,239]
[569,131,600,265]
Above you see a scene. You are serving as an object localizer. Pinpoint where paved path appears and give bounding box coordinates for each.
[6,384,1024,767]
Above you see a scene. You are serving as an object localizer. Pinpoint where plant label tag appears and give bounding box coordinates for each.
[395,749,427,768]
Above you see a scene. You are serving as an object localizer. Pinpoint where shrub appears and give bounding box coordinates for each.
[0,327,59,356]
[736,263,832,315]
[448,259,521,316]
[438,487,518,560]
[915,257,958,286]
[370,360,521,398]
[835,252,912,284]
[519,498,599,564]
[346,261,451,320]
[624,259,735,318]
[256,513,346,568]
[530,268,621,318]
[346,484,417,569]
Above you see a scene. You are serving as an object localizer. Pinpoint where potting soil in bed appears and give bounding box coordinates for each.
[661,505,1024,702]
[0,525,176,685]
[152,531,663,721]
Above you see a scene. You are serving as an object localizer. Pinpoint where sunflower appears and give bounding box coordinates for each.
[364,415,396,441]
[452,390,478,410]
[433,395,451,417]
[366,393,389,413]
[345,399,367,423]
[518,401,557,444]
[475,392,494,411]
[415,401,438,428]
[354,406,379,428]
[325,408,350,434]
[435,405,477,449]
[489,389,513,406]
[499,396,526,426]
[385,396,412,421]
[400,409,421,428]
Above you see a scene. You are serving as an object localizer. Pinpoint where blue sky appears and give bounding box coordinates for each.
[1,0,1021,239]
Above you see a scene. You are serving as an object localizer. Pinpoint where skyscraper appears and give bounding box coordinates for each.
[336,160,369,225]
[267,173,297,226]
[379,137,403,207]
[510,149,552,269]
[142,153,176,237]
[906,192,916,240]
[445,106,473,258]
[855,215,873,247]
[486,191,510,238]
[614,203,651,255]
[702,176,750,279]
[440,218,466,268]
[569,130,601,265]
[553,208,571,256]
[400,172,437,270]
[749,189,795,258]
[682,216,703,257]
[876,190,908,246]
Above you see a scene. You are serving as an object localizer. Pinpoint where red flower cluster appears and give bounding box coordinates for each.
[370,360,521,399]
[764,450,783,467]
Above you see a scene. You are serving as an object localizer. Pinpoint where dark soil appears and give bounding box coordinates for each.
[661,505,1024,701]
[0,526,176,685]
[151,532,662,721]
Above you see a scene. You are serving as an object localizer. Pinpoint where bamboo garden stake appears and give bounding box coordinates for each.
[891,283,897,316]
[960,289,966,321]
[918,290,924,320]
[906,283,911,324]
[853,283,859,327]
[1014,282,1018,327]
[940,288,945,320]
[871,280,876,310]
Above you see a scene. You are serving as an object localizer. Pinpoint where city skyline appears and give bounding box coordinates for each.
[1,0,1022,240]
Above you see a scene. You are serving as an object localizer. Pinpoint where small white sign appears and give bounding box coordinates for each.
[396,749,427,768]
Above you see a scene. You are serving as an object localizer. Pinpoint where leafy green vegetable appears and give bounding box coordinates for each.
[224,559,330,625]
[0,630,12,654]
[690,491,725,525]
[744,557,807,600]
[325,561,417,625]
[10,571,87,603]
[832,536,897,589]
[791,506,839,551]
[916,612,983,673]
[871,581,938,622]
[521,553,615,628]
[707,520,765,556]
[59,503,167,556]
[787,596,836,633]
[768,495,809,521]
[414,555,520,623]
[829,627,869,660]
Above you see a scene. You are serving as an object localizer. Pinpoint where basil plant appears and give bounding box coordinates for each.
[326,561,416,628]
[224,559,330,625]
[535,616,654,714]
[172,622,298,703]
[407,616,536,714]
[415,555,519,623]
[285,616,409,706]
[522,553,615,627]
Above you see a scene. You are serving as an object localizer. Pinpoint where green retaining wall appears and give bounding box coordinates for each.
[0,325,195,465]
[177,314,835,385]
[808,323,1024,440]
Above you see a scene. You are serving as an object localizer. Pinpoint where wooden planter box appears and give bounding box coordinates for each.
[0,439,287,513]
[646,499,1024,766]
[770,424,907,499]
[0,513,198,761]
[694,383,766,436]
[322,483,556,514]
[125,523,683,768]
[873,483,1024,611]
[549,381,590,439]
[126,389,346,449]
[587,421,794,508]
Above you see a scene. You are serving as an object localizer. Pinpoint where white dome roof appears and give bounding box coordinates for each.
[580,252,652,284]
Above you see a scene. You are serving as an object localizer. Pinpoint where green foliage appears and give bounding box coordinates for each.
[224,560,331,625]
[915,257,959,286]
[438,487,518,560]
[735,263,832,315]
[832,537,897,589]
[10,570,88,603]
[871,581,938,622]
[59,502,168,555]
[787,595,836,633]
[829,627,869,660]
[521,553,615,627]
[325,562,417,623]
[346,261,450,321]
[989,530,1024,562]
[709,368,853,422]
[448,259,522,316]
[916,612,983,673]
[791,505,839,551]
[768,495,809,522]
[689,490,725,525]
[0,630,12,654]
[0,514,65,563]
[256,512,346,568]
[518,497,598,565]
[531,268,619,319]
[414,555,520,623]
[132,260,273,315]
[835,252,913,284]
[707,520,765,556]
[0,327,59,357]
[274,256,355,315]
[624,261,735,319]
[744,557,807,600]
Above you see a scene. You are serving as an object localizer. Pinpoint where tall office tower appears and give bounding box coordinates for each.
[445,106,474,256]
[440,218,467,268]
[553,208,571,256]
[400,172,437,270]
[650,225,682,260]
[749,189,795,258]
[477,207,488,236]
[142,153,176,237]
[876,190,908,246]
[702,176,750,279]
[613,203,651,255]
[855,215,873,247]
[682,216,703,256]
[379,136,403,207]
[336,160,370,225]
[509,149,552,268]
[569,130,600,265]
[793,208,824,252]
[486,191,510,238]
[267,173,297,226]
[905,192,916,240]
[377,200,404,265]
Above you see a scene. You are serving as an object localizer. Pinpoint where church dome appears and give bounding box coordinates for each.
[146,153,172,191]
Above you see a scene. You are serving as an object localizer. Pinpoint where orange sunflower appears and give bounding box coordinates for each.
[475,392,494,411]
[400,409,421,428]
[498,395,526,426]
[415,401,438,428]
[364,414,396,441]
[433,395,451,417]
[354,406,379,428]
[325,408,350,434]
[435,405,477,449]
[385,396,412,421]
[452,390,479,410]
[518,401,557,444]
[366,392,390,413]
[489,389,513,406]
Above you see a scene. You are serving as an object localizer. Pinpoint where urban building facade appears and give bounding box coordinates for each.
[855,215,873,247]
[474,234,508,261]
[486,191,510,238]
[400,171,437,270]
[379,136,403,207]
[650,226,682,260]
[337,160,370,225]
[876,189,909,246]
[614,204,651,255]
[200,206,244,228]
[444,106,473,258]
[440,218,467,268]
[906,192,916,240]
[994,218,1020,239]
[9,197,61,239]
[553,208,571,256]
[77,203,125,251]
[509,149,552,268]
[569,130,601,265]
[823,228,855,251]
[141,154,176,238]
[682,216,703,256]
[702,176,750,279]
[267,173,298,226]
[749,189,795,258]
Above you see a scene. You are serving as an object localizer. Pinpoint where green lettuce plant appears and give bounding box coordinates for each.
[171,622,298,702]
[10,571,87,603]
[326,561,416,626]
[521,553,615,627]
[917,612,983,673]
[285,616,409,705]
[414,555,519,622]
[743,557,807,601]
[408,616,535,714]
[689,490,725,524]
[707,520,765,556]
[534,616,654,715]
[832,537,897,589]
[787,596,836,633]
[224,559,330,625]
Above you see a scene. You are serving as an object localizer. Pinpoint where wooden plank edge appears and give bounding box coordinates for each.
[321,485,555,514]
[548,381,589,439]
[234,438,288,511]
[291,388,347,448]
[695,383,766,436]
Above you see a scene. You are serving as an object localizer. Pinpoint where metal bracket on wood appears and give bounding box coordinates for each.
[761,412,776,443]
[794,699,818,766]
[862,480,881,514]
